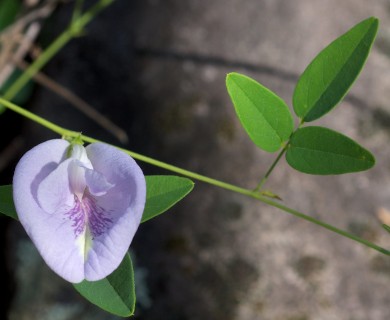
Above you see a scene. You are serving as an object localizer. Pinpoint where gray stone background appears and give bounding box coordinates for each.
[3,0,390,319]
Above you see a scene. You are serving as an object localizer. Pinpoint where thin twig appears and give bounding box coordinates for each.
[0,1,58,85]
[0,23,41,86]
[0,1,55,34]
[16,60,129,144]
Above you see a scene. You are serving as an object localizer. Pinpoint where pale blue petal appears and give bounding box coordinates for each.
[68,160,87,199]
[84,143,146,281]
[69,144,92,169]
[13,139,146,283]
[13,140,85,283]
[37,158,74,214]
[85,168,114,196]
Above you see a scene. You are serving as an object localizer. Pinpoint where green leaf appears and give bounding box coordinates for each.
[0,0,22,31]
[293,17,379,122]
[226,72,294,152]
[286,126,375,175]
[74,253,136,317]
[142,175,194,223]
[0,185,18,220]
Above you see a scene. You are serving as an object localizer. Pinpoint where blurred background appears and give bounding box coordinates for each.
[1,0,390,319]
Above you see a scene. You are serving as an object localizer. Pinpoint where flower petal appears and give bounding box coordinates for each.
[13,139,85,283]
[37,158,74,214]
[68,160,87,199]
[84,143,146,281]
[85,168,114,196]
[13,139,146,283]
[69,144,92,169]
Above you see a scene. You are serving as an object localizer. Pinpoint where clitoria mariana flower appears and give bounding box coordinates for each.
[13,139,146,283]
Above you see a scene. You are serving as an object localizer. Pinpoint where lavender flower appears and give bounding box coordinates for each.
[13,139,146,283]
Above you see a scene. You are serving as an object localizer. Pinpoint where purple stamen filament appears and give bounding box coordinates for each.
[66,191,112,238]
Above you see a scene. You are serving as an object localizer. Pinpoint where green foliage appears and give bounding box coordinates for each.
[74,253,136,317]
[286,126,375,175]
[0,185,17,220]
[0,0,21,31]
[226,18,377,177]
[142,175,194,223]
[226,72,293,152]
[293,17,378,122]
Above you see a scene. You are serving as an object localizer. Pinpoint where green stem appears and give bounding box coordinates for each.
[0,0,115,112]
[0,98,70,135]
[259,198,390,256]
[1,97,389,256]
[255,146,287,191]
[256,121,306,191]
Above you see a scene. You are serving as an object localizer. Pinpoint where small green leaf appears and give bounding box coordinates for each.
[0,185,18,220]
[226,72,294,152]
[293,17,379,122]
[286,126,375,175]
[74,253,135,317]
[142,175,194,223]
